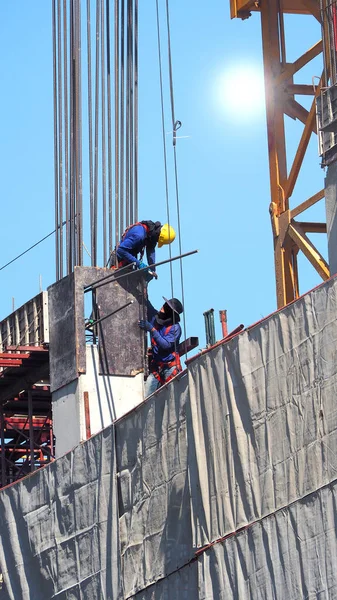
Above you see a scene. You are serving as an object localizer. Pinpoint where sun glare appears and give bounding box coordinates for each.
[217,65,265,120]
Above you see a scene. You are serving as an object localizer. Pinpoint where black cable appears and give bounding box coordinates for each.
[0,224,66,272]
[155,0,174,299]
[165,0,188,357]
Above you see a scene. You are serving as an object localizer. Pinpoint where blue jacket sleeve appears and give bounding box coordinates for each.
[116,225,146,267]
[146,244,156,270]
[146,300,157,322]
[151,323,181,351]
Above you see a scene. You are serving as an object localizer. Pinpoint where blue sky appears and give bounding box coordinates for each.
[0,2,325,348]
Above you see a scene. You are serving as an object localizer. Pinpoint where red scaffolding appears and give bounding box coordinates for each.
[0,346,53,489]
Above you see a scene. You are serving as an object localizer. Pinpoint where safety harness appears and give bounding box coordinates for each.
[150,324,182,385]
[115,222,149,267]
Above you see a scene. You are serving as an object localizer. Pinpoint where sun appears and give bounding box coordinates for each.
[216,64,266,120]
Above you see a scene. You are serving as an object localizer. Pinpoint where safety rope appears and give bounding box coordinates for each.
[154,0,188,359]
[155,0,174,300]
[0,229,59,272]
[165,0,188,357]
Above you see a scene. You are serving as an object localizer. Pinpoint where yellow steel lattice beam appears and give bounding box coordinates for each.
[229,0,328,308]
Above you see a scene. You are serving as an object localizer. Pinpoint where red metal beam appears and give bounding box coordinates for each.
[0,360,22,367]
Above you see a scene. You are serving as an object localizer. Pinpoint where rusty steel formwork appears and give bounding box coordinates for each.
[0,292,49,353]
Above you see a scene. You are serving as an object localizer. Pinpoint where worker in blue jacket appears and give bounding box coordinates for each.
[116,221,176,276]
[138,296,183,397]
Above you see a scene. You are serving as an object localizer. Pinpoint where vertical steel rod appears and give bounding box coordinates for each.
[219,310,228,338]
[57,0,64,278]
[114,0,120,250]
[0,405,6,487]
[106,0,113,256]
[101,0,107,265]
[93,0,101,266]
[120,0,125,237]
[64,0,70,275]
[28,390,35,472]
[87,0,95,265]
[52,0,60,280]
[134,0,138,222]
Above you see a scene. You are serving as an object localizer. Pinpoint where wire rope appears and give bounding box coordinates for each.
[52,0,60,280]
[155,0,174,299]
[0,225,65,272]
[165,0,188,355]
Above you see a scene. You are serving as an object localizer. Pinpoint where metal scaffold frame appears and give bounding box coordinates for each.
[230,0,327,308]
[0,387,53,489]
[0,344,52,490]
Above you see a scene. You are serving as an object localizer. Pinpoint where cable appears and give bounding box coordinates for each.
[155,0,174,299]
[0,227,63,273]
[52,0,59,280]
[165,0,188,357]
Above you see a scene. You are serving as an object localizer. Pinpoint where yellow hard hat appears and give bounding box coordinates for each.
[158,223,176,248]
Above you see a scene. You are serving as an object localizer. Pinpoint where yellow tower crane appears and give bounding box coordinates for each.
[229,0,334,309]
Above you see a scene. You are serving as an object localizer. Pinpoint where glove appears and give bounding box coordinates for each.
[144,270,154,283]
[138,261,149,271]
[138,320,153,332]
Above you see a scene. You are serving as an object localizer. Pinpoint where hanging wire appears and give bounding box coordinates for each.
[165,0,188,355]
[155,0,174,299]
[0,228,61,272]
[52,0,60,280]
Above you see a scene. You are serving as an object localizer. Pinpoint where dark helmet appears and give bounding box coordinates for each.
[162,296,184,315]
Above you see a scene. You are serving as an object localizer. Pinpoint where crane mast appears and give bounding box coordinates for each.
[229,0,337,308]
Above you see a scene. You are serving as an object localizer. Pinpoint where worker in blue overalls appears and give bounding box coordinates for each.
[138,296,183,396]
[116,221,175,276]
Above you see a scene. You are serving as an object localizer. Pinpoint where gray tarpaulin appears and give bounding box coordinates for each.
[0,426,120,600]
[2,276,337,599]
[188,276,337,548]
[116,374,193,598]
[129,480,337,599]
[198,481,337,599]
[130,561,198,599]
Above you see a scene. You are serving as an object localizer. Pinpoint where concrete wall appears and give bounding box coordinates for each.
[53,345,144,457]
